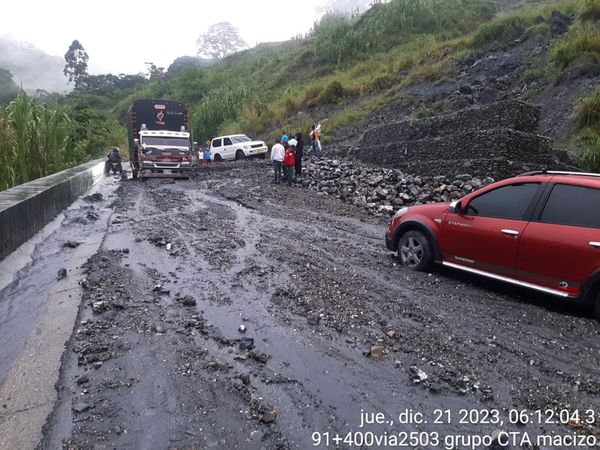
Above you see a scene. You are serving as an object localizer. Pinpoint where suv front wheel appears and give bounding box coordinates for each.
[397,230,433,271]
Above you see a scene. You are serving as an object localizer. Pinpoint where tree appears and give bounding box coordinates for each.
[63,40,89,88]
[0,67,19,104]
[196,22,249,61]
[316,0,374,16]
[144,62,165,79]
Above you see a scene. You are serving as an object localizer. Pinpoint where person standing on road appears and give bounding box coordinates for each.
[271,140,285,184]
[310,124,321,156]
[283,141,296,186]
[203,147,212,167]
[294,133,304,178]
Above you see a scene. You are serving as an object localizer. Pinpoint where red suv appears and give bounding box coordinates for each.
[385,171,600,319]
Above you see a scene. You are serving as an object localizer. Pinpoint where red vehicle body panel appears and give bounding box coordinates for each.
[386,173,600,305]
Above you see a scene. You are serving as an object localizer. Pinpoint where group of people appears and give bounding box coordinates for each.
[270,124,322,186]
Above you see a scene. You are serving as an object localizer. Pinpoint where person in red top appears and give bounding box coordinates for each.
[283,141,296,186]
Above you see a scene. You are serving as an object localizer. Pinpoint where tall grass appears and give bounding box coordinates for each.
[0,92,126,191]
[575,86,600,171]
[312,0,496,65]
[551,0,600,70]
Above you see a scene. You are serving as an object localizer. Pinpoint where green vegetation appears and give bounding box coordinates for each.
[522,68,545,82]
[0,92,125,191]
[551,0,600,70]
[575,86,600,170]
[412,104,435,119]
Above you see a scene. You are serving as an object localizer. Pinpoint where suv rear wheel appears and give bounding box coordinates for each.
[397,230,432,271]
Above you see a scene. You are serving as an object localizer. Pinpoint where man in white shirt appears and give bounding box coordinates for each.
[271,141,285,184]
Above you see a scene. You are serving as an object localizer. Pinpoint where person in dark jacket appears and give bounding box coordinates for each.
[294,133,304,177]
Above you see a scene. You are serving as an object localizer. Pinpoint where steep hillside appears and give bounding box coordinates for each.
[109,0,599,176]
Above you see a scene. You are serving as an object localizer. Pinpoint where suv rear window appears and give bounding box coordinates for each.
[539,183,600,228]
[465,183,539,220]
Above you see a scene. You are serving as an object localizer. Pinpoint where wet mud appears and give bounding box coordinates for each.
[38,161,599,449]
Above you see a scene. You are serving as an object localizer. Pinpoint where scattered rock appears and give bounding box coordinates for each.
[63,241,81,248]
[83,193,103,203]
[307,314,321,325]
[73,402,91,413]
[250,351,270,364]
[57,268,67,280]
[459,84,474,95]
[409,366,428,383]
[180,295,197,306]
[369,345,389,359]
[239,324,247,333]
[92,301,109,313]
[76,374,89,385]
[259,408,277,424]
[386,330,397,339]
[153,284,170,295]
[239,337,255,351]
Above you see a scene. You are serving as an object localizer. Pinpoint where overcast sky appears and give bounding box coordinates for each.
[1,0,328,75]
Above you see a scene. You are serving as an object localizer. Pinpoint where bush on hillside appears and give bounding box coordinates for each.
[581,0,600,22]
[318,80,347,104]
[577,85,600,128]
[472,15,537,48]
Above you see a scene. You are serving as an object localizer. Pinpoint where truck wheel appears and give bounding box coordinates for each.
[235,150,246,160]
[214,154,222,162]
[397,230,433,271]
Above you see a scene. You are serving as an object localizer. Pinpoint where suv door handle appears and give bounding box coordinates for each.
[501,229,519,236]
[590,241,600,249]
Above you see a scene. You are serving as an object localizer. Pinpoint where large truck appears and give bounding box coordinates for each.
[127,99,195,179]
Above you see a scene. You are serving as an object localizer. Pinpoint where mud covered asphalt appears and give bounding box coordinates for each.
[38,160,599,449]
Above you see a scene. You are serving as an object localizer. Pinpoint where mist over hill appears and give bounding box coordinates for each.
[0,37,70,93]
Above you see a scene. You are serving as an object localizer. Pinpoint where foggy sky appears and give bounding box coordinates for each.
[1,0,347,76]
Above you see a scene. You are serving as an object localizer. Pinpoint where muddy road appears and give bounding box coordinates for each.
[29,160,599,449]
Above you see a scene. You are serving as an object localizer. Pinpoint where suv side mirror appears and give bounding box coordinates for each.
[449,200,462,214]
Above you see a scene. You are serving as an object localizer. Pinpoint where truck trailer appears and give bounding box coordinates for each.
[127,99,194,180]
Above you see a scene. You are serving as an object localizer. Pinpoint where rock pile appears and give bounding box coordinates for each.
[356,100,569,179]
[299,158,495,216]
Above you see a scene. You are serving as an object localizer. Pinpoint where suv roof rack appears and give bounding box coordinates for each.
[519,170,600,178]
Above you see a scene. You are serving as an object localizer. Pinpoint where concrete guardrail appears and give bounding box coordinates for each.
[0,159,107,261]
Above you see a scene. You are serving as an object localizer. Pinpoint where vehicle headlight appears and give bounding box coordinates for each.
[393,207,409,219]
[244,145,251,149]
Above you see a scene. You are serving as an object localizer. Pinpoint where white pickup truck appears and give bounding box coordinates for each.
[209,134,268,161]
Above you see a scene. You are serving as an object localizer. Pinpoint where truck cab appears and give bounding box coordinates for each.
[137,126,192,179]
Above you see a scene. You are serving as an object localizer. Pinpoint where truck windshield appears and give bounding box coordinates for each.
[142,137,190,147]
[143,147,188,156]
[231,135,251,143]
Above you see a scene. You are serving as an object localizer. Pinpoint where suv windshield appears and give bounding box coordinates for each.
[231,135,251,143]
[142,137,190,147]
